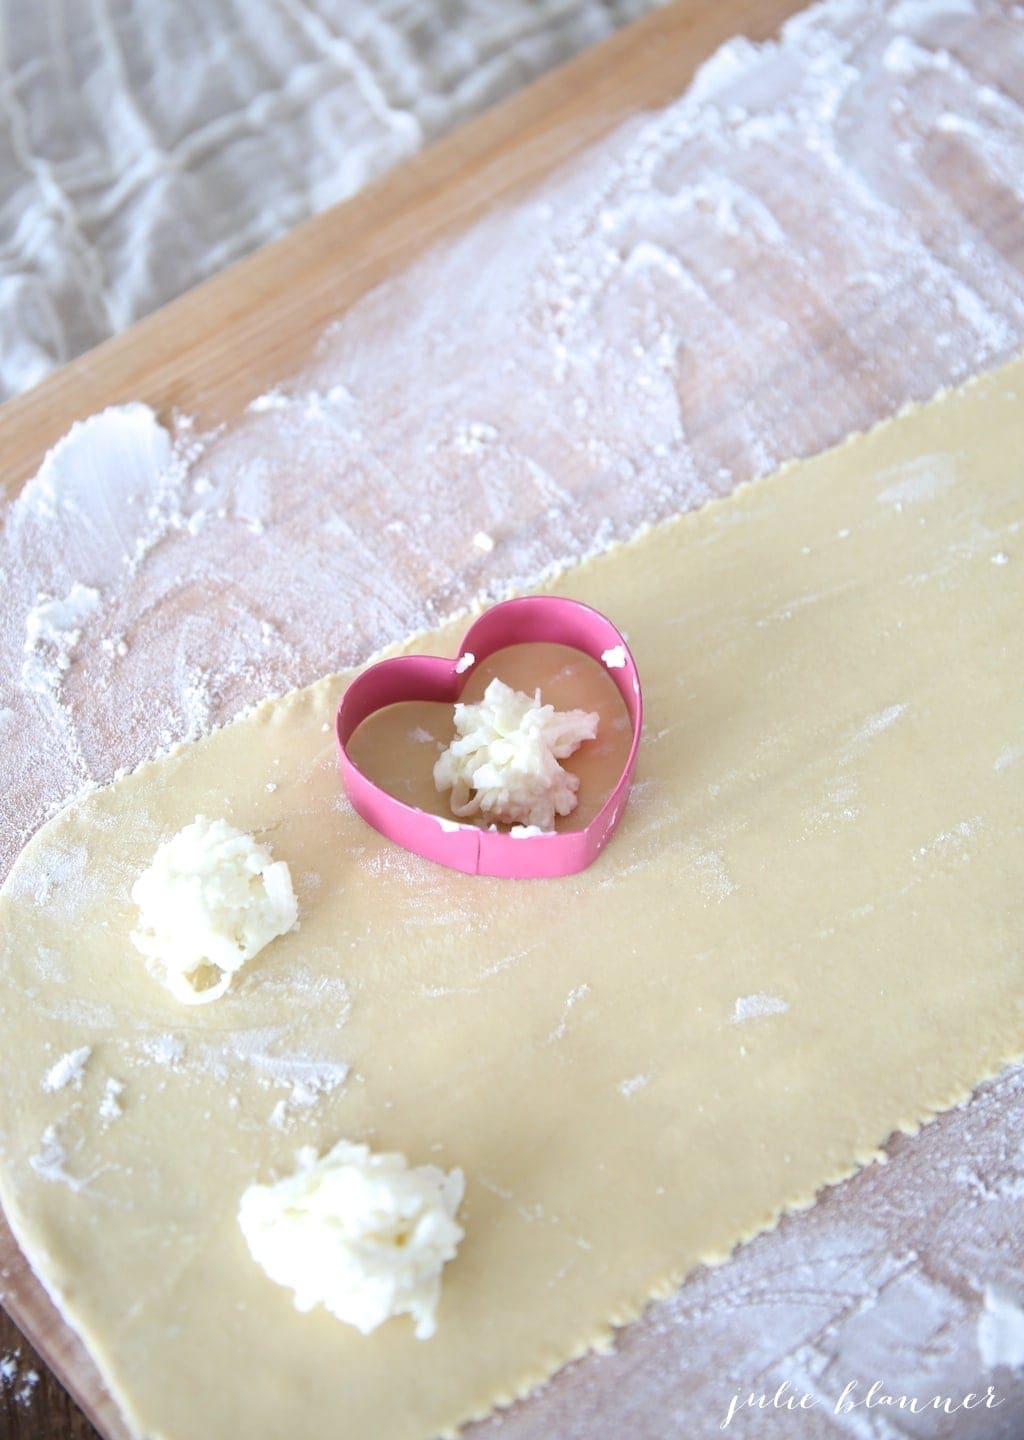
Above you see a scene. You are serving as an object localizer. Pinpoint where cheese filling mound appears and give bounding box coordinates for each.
[433,678,599,831]
[130,816,298,1005]
[238,1140,465,1340]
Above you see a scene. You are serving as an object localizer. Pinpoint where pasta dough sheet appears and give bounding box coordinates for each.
[1,358,1022,1440]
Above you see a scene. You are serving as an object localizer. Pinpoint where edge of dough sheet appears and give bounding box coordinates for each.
[2,351,1024,1439]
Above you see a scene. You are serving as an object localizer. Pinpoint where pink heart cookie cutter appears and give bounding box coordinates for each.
[335,596,643,878]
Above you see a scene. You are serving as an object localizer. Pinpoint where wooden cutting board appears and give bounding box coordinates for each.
[0,3,807,1434]
[0,0,805,503]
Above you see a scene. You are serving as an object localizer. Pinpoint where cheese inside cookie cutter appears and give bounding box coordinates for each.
[335,596,643,878]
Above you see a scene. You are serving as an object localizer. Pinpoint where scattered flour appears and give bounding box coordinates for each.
[732,993,789,1024]
[28,1124,95,1192]
[888,0,976,22]
[16,1369,39,1406]
[22,583,101,696]
[41,1045,91,1093]
[267,1099,290,1129]
[0,1351,39,1407]
[99,1077,125,1122]
[261,1059,351,1127]
[978,1284,1024,1370]
[618,1074,650,1098]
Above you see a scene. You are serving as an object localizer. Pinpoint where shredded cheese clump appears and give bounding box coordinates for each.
[433,677,599,831]
[238,1140,465,1340]
[130,816,298,1005]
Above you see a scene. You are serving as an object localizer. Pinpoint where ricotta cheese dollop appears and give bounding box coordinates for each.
[130,816,298,1005]
[238,1140,465,1340]
[433,677,599,831]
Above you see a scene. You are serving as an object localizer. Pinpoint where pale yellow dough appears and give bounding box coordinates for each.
[1,359,1023,1440]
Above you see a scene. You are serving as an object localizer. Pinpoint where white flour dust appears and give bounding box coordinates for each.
[99,1077,125,1123]
[732,993,789,1025]
[28,1123,97,1193]
[40,1046,91,1093]
[0,1350,39,1408]
[978,1285,1024,1370]
[22,583,101,695]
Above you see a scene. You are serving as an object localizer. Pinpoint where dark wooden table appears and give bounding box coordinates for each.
[0,1310,96,1440]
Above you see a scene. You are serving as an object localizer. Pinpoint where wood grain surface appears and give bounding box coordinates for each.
[0,1308,97,1440]
[0,0,803,504]
[0,1,807,1435]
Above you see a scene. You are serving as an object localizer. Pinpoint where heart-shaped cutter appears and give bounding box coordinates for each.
[335,596,643,878]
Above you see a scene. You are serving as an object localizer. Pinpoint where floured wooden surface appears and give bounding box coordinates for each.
[1,0,1024,1433]
[0,0,664,404]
